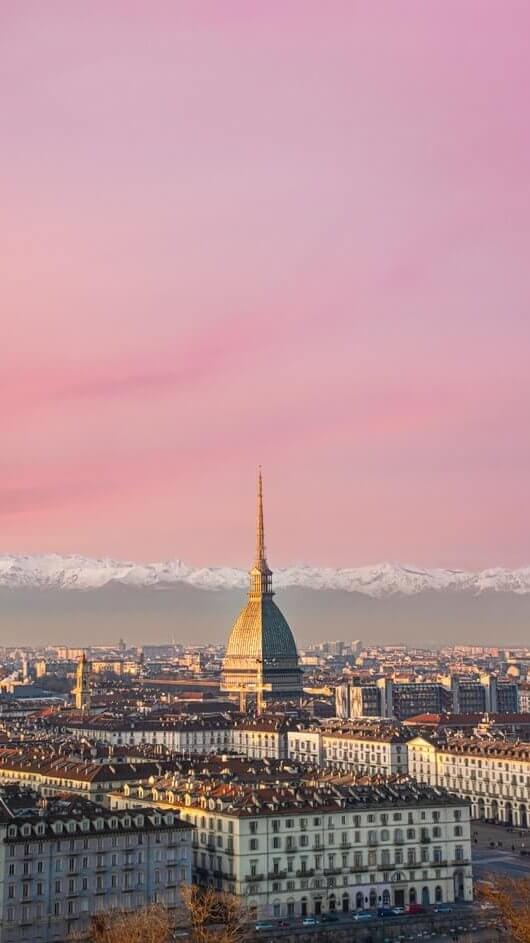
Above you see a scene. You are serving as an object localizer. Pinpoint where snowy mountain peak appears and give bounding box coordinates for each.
[1,554,530,597]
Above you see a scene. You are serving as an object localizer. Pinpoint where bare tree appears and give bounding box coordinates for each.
[87,903,174,943]
[479,876,530,943]
[178,884,249,943]
[77,887,249,943]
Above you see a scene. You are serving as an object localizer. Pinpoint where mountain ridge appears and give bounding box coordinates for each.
[2,554,530,597]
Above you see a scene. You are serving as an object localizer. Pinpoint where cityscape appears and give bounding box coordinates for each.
[0,475,529,940]
[3,3,530,943]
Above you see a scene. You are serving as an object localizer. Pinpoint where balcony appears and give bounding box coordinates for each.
[323,868,341,876]
[245,874,263,882]
[268,870,287,879]
[420,835,431,844]
[296,869,314,878]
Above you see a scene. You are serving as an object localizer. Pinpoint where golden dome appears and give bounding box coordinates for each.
[225,596,299,662]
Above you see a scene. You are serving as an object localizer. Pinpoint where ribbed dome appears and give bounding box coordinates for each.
[225,597,298,662]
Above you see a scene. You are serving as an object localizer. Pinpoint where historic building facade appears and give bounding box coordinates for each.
[177,781,472,918]
[408,735,530,827]
[0,788,192,943]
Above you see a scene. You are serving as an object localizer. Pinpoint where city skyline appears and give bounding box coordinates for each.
[3,2,530,568]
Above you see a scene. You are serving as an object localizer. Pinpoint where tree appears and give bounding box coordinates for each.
[80,887,249,943]
[88,903,174,943]
[479,876,530,943]
[178,884,250,943]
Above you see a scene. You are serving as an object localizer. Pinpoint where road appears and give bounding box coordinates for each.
[471,820,530,881]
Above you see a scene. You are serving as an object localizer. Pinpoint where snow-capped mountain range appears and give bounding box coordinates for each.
[1,554,530,597]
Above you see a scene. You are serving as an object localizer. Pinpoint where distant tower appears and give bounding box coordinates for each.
[21,654,29,683]
[73,652,91,711]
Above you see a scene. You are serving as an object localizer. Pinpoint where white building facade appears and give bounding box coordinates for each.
[408,735,530,828]
[120,781,474,919]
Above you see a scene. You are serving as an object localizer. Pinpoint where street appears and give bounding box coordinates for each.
[472,821,530,882]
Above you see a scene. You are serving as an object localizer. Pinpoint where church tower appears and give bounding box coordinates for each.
[221,470,302,706]
[73,652,91,711]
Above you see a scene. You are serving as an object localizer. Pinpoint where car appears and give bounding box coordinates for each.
[434,904,453,913]
[377,907,395,918]
[276,920,290,928]
[352,912,373,921]
[321,912,339,922]
[302,916,319,926]
[255,922,275,931]
[407,903,425,914]
[392,906,406,915]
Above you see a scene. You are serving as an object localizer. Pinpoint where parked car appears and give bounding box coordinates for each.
[377,907,395,918]
[407,903,425,914]
[302,916,319,926]
[392,906,406,915]
[255,922,275,931]
[434,904,453,913]
[352,912,373,921]
[321,912,339,922]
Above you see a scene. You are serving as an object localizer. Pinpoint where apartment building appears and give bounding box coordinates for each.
[0,787,192,943]
[61,714,233,753]
[408,735,530,827]
[0,751,168,804]
[230,716,293,760]
[336,674,519,720]
[112,777,472,918]
[287,723,409,776]
[186,781,471,917]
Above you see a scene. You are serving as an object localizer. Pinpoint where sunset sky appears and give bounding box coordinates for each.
[2,1,530,569]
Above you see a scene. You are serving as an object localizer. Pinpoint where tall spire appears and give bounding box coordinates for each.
[249,467,273,598]
[256,466,265,567]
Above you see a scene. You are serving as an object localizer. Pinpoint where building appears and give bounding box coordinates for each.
[0,786,192,943]
[0,750,171,805]
[231,716,295,760]
[72,653,91,712]
[336,680,448,720]
[175,780,472,917]
[287,723,409,776]
[221,472,302,707]
[336,674,519,721]
[408,735,530,827]
[59,714,233,753]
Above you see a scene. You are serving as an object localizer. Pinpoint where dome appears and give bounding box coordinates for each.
[225,597,299,662]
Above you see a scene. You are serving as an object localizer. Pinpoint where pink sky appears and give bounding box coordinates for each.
[2,1,530,568]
